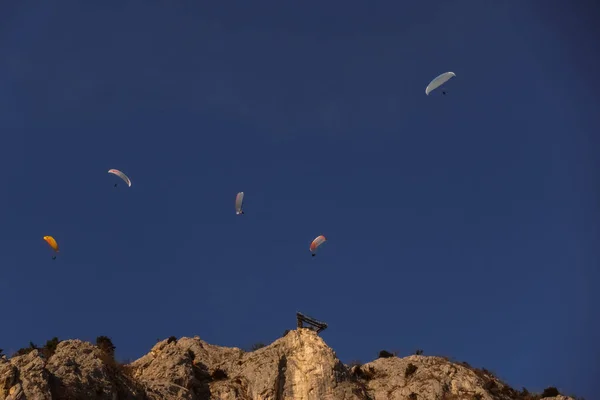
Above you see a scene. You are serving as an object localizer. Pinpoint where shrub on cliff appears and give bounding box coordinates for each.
[42,337,61,359]
[404,363,418,378]
[14,342,38,357]
[541,387,560,397]
[378,350,394,358]
[96,336,116,358]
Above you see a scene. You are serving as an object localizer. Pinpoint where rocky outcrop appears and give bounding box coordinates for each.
[0,329,575,400]
[1,350,52,400]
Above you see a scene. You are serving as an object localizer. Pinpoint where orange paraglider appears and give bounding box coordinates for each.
[43,236,59,260]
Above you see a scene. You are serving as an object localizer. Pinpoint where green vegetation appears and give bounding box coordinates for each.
[96,336,116,357]
[541,387,560,397]
[11,337,62,359]
[378,350,394,358]
[13,341,38,357]
[483,380,500,395]
[442,382,450,393]
[187,349,196,361]
[404,363,418,378]
[41,337,61,359]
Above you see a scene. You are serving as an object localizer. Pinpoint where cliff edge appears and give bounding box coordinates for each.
[0,329,575,400]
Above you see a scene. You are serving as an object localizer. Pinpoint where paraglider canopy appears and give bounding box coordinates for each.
[425,72,456,95]
[235,192,244,215]
[43,235,59,252]
[43,236,59,259]
[310,235,327,256]
[108,169,132,187]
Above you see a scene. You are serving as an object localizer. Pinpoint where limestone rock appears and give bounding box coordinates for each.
[3,350,52,400]
[0,330,577,400]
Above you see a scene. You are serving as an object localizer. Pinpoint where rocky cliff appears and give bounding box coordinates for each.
[0,329,575,400]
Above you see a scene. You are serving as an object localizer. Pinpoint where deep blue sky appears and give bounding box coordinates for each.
[1,1,598,398]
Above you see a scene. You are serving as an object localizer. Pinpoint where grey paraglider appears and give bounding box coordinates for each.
[425,72,456,95]
[235,192,245,215]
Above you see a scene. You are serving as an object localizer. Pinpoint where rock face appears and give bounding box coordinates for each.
[0,329,574,400]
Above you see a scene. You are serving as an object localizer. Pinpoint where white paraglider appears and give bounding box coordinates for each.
[310,235,327,257]
[108,169,132,187]
[425,72,456,95]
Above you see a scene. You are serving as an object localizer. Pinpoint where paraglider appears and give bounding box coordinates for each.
[235,192,245,215]
[43,235,59,260]
[425,72,456,96]
[310,235,326,257]
[108,169,131,188]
